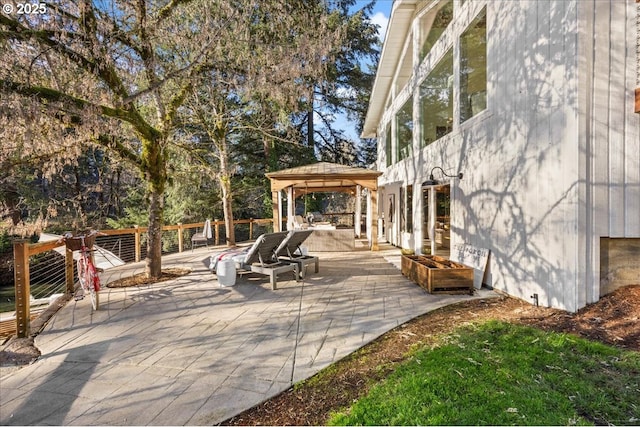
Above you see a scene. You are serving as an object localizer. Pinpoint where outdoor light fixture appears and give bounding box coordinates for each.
[422,166,463,187]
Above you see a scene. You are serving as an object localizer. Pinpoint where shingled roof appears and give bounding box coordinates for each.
[266,162,382,193]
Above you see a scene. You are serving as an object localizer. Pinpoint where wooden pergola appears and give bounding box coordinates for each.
[266,162,383,250]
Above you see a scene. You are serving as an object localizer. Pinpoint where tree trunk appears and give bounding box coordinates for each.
[142,136,167,280]
[219,143,235,247]
[146,188,164,278]
[307,108,314,147]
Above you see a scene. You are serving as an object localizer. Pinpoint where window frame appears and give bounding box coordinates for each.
[459,7,487,124]
[395,97,414,162]
[419,47,454,147]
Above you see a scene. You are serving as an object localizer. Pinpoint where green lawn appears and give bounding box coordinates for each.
[328,321,640,426]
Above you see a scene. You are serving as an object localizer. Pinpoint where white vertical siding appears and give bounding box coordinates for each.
[460,0,584,311]
[585,0,640,303]
[625,0,640,236]
[374,0,639,312]
[637,0,640,87]
[577,0,594,311]
[592,1,611,239]
[609,1,626,237]
[589,0,640,238]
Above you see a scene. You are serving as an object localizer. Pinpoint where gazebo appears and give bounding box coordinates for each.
[266,162,383,250]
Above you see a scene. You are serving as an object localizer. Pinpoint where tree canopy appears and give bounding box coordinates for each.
[0,0,381,276]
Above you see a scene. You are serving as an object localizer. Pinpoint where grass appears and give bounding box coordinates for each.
[328,321,640,426]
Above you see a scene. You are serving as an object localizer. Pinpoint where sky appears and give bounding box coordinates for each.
[365,0,392,41]
[331,0,391,144]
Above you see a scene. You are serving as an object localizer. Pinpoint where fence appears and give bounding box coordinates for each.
[3,218,274,339]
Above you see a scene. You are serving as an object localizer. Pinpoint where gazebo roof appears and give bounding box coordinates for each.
[266,162,382,193]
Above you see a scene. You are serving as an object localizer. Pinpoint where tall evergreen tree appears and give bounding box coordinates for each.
[298,0,381,166]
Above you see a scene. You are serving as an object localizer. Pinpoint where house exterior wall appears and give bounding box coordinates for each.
[372,0,640,312]
[578,0,640,310]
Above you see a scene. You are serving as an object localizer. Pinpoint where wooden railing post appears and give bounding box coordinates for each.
[13,240,31,338]
[249,219,254,240]
[65,247,75,294]
[177,222,184,252]
[134,225,141,262]
[214,219,220,246]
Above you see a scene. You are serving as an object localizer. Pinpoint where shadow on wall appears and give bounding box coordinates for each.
[450,1,581,311]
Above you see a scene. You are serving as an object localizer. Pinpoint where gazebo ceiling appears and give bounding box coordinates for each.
[266,162,382,193]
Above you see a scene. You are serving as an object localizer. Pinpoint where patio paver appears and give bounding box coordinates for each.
[0,243,496,425]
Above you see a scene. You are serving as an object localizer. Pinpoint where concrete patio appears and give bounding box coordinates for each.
[0,242,495,425]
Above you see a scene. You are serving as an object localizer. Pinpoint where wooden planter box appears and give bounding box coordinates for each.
[401,255,474,294]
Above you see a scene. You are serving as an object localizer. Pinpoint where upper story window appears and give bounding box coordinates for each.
[460,7,487,123]
[419,0,454,63]
[396,97,413,162]
[420,48,454,146]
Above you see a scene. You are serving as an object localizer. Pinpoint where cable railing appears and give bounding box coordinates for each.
[24,250,68,315]
[1,218,275,339]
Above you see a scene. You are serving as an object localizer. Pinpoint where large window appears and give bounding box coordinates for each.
[396,98,413,161]
[422,184,451,255]
[434,185,451,251]
[400,186,405,232]
[460,8,487,123]
[406,185,413,232]
[419,0,453,63]
[420,48,454,146]
[400,185,413,233]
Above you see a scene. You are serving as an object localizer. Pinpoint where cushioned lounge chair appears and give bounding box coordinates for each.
[209,231,299,290]
[275,229,319,279]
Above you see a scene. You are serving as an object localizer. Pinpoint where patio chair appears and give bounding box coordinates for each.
[191,219,212,251]
[191,230,208,250]
[275,229,319,279]
[209,231,299,290]
[292,215,309,229]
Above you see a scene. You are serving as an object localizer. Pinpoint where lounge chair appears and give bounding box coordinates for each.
[275,229,319,279]
[209,231,299,290]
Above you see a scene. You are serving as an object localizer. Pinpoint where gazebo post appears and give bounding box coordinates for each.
[355,185,362,238]
[286,186,294,230]
[272,191,280,232]
[370,188,379,250]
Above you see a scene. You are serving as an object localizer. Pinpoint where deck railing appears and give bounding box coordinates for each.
[4,218,274,339]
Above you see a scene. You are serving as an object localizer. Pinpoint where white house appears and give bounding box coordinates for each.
[362,0,640,312]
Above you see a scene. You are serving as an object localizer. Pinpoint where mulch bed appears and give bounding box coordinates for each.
[105,268,191,288]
